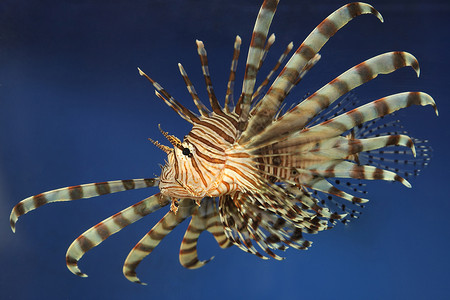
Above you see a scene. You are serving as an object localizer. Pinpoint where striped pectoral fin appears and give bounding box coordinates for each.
[318,134,416,160]
[10,178,159,233]
[179,213,213,269]
[249,227,285,260]
[206,216,233,249]
[359,134,416,156]
[207,220,233,249]
[307,92,361,127]
[123,199,194,285]
[288,184,351,220]
[309,160,411,187]
[219,196,268,259]
[239,2,383,145]
[268,225,312,251]
[297,51,421,123]
[303,175,369,204]
[285,227,312,250]
[199,198,232,249]
[244,196,314,251]
[236,227,268,260]
[251,212,287,250]
[246,52,422,148]
[235,201,285,260]
[264,218,314,250]
[65,193,169,278]
[223,217,266,259]
[360,137,432,178]
[302,92,437,143]
[349,113,433,177]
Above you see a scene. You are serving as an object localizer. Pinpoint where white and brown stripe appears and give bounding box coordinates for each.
[10,178,158,232]
[179,198,231,269]
[257,33,276,72]
[240,2,384,144]
[225,35,242,113]
[66,193,170,277]
[251,41,294,105]
[247,51,422,148]
[178,63,210,117]
[138,68,200,124]
[295,92,437,145]
[196,40,223,115]
[122,199,196,284]
[236,0,279,131]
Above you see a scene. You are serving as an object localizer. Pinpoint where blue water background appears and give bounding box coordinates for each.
[1,0,448,299]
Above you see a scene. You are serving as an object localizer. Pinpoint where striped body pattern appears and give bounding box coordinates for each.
[10,1,437,284]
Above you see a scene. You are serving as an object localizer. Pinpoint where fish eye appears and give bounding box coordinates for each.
[182,147,191,156]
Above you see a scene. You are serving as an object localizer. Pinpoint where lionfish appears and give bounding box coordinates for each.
[10,0,437,285]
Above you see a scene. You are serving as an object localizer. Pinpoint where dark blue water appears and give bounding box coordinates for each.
[1,0,448,299]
